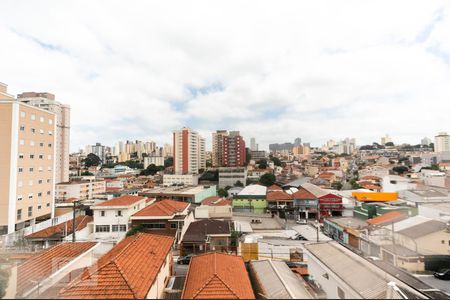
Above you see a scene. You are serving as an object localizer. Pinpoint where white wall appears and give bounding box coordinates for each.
[146,253,172,299]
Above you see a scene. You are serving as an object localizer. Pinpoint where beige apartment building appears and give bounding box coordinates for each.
[17,91,70,183]
[55,179,106,202]
[0,83,56,234]
[173,127,206,175]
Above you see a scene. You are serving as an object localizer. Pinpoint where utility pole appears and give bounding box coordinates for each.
[72,199,79,243]
[316,200,320,243]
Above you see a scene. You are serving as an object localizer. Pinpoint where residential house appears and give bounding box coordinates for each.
[59,233,174,299]
[92,195,148,240]
[25,215,93,248]
[195,196,233,219]
[382,175,416,193]
[180,219,232,255]
[292,187,319,220]
[323,217,369,249]
[130,199,191,242]
[55,179,106,202]
[300,183,343,221]
[181,252,255,299]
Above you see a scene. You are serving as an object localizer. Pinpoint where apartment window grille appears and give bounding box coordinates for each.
[28,206,33,217]
[96,225,110,232]
[17,209,22,220]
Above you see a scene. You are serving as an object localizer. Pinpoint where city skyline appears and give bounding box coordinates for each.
[1,1,450,151]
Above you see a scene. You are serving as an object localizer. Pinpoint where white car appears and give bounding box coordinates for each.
[296,219,307,225]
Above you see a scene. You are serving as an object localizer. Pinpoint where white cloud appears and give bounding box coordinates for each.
[1,0,449,151]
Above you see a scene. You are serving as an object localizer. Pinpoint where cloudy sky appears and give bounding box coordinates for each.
[1,1,450,151]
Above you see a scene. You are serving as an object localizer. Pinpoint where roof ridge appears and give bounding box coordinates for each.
[111,260,138,298]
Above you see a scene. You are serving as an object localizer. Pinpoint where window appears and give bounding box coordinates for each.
[48,143,52,148]
[46,203,50,207]
[31,128,36,133]
[100,211,105,217]
[116,210,122,217]
[39,155,43,159]
[20,140,25,145]
[96,225,110,232]
[39,129,44,134]
[142,223,166,229]
[31,114,35,120]
[49,131,53,136]
[20,125,25,131]
[29,167,34,172]
[170,223,177,229]
[112,225,119,232]
[40,142,44,147]
[28,193,33,199]
[120,225,127,232]
[38,205,42,210]
[19,153,24,159]
[38,192,42,197]
[17,195,23,201]
[47,166,52,171]
[28,206,33,217]
[47,191,51,195]
[47,179,51,183]
[18,167,23,173]
[30,154,34,159]
[17,209,22,220]
[20,111,25,118]
[38,180,43,184]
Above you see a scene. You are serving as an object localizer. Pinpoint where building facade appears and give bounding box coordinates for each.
[173,127,205,174]
[17,92,70,184]
[223,131,246,167]
[212,130,228,167]
[1,86,56,233]
[434,132,450,153]
[55,179,106,202]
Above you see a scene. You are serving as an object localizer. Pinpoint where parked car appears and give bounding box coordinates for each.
[177,254,194,265]
[434,269,450,280]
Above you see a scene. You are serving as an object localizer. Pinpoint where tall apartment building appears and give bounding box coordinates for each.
[17,92,70,183]
[163,143,173,157]
[250,137,257,151]
[212,130,228,167]
[381,134,392,145]
[173,127,205,174]
[1,83,56,234]
[435,132,450,153]
[223,131,246,167]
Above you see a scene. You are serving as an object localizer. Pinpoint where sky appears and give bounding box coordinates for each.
[1,1,450,152]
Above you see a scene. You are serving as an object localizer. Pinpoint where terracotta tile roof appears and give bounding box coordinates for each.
[202,197,232,206]
[267,184,283,192]
[26,215,93,239]
[182,253,255,299]
[266,190,293,201]
[106,187,123,192]
[17,242,97,296]
[361,175,381,181]
[291,266,309,276]
[63,197,79,204]
[94,195,146,207]
[132,199,189,217]
[292,187,316,200]
[367,211,407,226]
[59,233,174,299]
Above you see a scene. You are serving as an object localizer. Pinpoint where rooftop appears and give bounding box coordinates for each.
[94,195,146,207]
[201,196,232,206]
[17,242,97,296]
[237,184,267,196]
[266,190,293,201]
[300,182,328,198]
[143,185,213,195]
[182,220,231,243]
[291,187,317,200]
[26,215,93,240]
[367,211,408,226]
[59,233,174,299]
[182,252,255,299]
[397,219,447,239]
[132,199,189,217]
[249,260,312,299]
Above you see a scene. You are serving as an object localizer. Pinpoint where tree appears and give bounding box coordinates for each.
[350,179,361,189]
[385,142,394,147]
[271,156,282,167]
[259,173,276,187]
[83,153,101,167]
[140,164,164,176]
[257,159,268,169]
[393,166,409,174]
[332,182,343,190]
[164,157,174,168]
[234,180,244,187]
[81,171,94,176]
[218,188,228,197]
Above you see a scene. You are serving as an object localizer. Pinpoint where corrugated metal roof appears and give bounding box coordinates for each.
[397,220,447,239]
[305,242,388,299]
[249,260,312,299]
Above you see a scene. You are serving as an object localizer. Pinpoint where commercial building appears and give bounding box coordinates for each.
[173,127,205,174]
[218,167,247,188]
[17,92,70,184]
[55,179,106,202]
[223,131,246,167]
[434,132,450,153]
[1,85,57,234]
[251,150,267,162]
